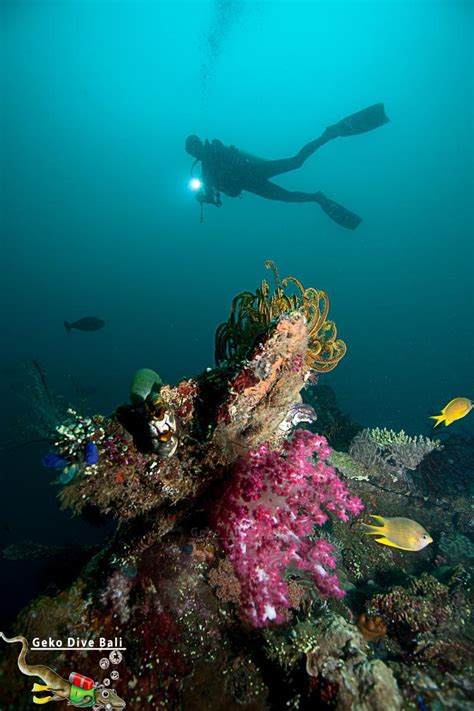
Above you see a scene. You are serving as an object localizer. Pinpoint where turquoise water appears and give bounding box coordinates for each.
[1,0,473,623]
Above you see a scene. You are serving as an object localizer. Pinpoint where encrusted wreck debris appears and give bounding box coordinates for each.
[1,265,472,710]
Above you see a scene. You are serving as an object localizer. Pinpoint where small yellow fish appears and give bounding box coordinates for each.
[362,515,433,551]
[430,397,472,427]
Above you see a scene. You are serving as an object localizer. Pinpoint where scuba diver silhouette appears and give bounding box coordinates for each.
[186,103,389,229]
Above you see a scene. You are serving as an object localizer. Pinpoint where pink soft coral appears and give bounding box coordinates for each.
[212,429,363,626]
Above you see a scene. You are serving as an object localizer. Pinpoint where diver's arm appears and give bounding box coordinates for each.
[199,182,221,207]
[198,157,222,206]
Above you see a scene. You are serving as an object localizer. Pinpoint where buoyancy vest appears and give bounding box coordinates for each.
[69,683,95,707]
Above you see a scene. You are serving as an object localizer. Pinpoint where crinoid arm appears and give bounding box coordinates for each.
[214,262,347,374]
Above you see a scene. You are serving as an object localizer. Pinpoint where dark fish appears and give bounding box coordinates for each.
[64,317,105,333]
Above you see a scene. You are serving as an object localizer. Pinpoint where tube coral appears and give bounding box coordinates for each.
[211,429,363,626]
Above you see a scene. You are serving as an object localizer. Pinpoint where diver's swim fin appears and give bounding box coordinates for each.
[316,193,362,230]
[333,103,389,137]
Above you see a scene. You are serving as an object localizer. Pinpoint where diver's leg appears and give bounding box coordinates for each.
[258,134,331,179]
[246,181,362,230]
[260,103,389,179]
[246,180,319,203]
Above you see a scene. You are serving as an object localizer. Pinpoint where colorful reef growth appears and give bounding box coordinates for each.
[212,429,363,626]
[215,259,347,373]
[0,265,472,711]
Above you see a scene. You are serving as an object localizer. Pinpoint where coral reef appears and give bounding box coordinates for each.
[366,572,471,669]
[215,260,346,372]
[263,614,321,671]
[49,408,105,485]
[0,266,472,710]
[207,557,241,606]
[357,613,387,641]
[211,311,311,461]
[349,427,441,479]
[211,429,363,625]
[305,613,402,710]
[55,310,314,531]
[437,532,474,567]
[328,450,373,481]
[417,433,474,499]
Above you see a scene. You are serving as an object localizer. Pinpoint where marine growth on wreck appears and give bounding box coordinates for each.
[0,265,472,711]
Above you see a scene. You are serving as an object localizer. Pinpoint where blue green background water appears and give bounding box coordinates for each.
[1,0,472,624]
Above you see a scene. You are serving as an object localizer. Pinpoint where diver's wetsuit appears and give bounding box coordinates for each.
[192,103,389,230]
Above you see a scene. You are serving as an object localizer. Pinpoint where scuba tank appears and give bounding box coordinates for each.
[69,672,94,690]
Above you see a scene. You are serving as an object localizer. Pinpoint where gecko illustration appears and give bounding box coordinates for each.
[0,633,126,708]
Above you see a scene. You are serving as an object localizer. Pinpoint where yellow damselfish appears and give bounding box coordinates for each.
[362,515,433,551]
[430,397,472,427]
